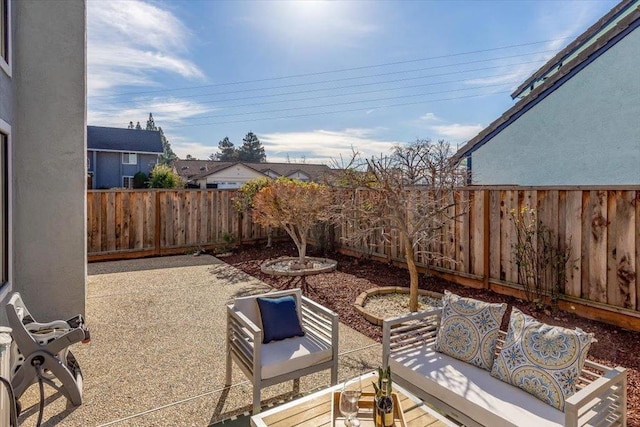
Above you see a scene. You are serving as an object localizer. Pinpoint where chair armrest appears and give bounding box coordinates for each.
[227,305,262,373]
[382,308,442,369]
[301,296,338,345]
[564,366,627,427]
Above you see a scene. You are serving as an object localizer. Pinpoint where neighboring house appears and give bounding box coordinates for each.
[0,0,86,321]
[174,160,334,189]
[87,126,163,189]
[454,0,640,185]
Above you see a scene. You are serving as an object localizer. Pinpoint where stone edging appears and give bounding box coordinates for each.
[260,257,338,277]
[354,287,444,326]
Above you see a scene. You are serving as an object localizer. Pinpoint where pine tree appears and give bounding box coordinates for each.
[238,132,266,163]
[158,126,177,165]
[135,121,142,130]
[212,137,238,161]
[145,113,156,131]
[128,121,135,129]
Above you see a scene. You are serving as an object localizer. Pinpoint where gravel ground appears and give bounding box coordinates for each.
[363,293,443,319]
[224,241,640,426]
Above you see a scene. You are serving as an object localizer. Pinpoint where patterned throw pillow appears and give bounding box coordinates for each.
[434,291,507,371]
[491,308,594,411]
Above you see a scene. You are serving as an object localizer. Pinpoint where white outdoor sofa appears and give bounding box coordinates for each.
[382,308,627,427]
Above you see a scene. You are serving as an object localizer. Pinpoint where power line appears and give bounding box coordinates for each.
[173,91,511,128]
[91,53,550,108]
[184,82,516,121]
[87,37,568,99]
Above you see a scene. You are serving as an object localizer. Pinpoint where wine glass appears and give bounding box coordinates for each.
[339,376,362,427]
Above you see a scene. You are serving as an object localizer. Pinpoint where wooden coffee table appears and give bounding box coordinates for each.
[251,372,457,427]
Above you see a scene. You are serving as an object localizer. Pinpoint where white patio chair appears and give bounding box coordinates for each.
[225,288,338,414]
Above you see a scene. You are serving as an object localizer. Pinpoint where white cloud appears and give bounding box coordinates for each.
[429,123,484,141]
[420,112,440,122]
[87,0,204,96]
[259,128,400,164]
[88,97,216,128]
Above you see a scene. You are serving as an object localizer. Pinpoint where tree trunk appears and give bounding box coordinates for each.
[298,235,307,265]
[405,243,419,312]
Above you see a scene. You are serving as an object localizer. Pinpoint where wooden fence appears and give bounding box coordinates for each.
[87,189,273,260]
[87,187,640,330]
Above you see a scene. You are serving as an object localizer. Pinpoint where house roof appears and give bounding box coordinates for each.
[173,160,334,182]
[512,0,638,99]
[87,126,163,154]
[453,1,640,163]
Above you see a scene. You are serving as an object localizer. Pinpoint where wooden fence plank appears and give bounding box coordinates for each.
[121,191,130,250]
[607,191,618,307]
[612,191,636,309]
[581,191,592,301]
[636,191,640,311]
[471,191,484,276]
[500,190,515,282]
[145,192,154,248]
[460,191,470,274]
[589,190,608,303]
[489,190,501,281]
[565,191,583,298]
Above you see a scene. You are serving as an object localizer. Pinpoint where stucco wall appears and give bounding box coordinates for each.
[202,164,264,188]
[472,27,640,185]
[11,0,86,319]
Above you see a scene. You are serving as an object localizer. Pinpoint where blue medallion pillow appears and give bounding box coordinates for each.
[434,291,507,371]
[257,295,305,344]
[490,308,594,411]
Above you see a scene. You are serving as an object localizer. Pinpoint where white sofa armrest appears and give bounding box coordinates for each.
[382,308,442,370]
[564,363,627,427]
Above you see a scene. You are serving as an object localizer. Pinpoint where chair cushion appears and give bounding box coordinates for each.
[261,333,332,379]
[491,308,593,411]
[434,291,507,371]
[390,343,564,427]
[257,295,305,343]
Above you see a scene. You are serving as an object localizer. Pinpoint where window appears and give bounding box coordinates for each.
[0,0,10,75]
[0,130,9,288]
[122,176,134,189]
[122,153,137,165]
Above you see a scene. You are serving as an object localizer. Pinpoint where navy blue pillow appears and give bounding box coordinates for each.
[257,295,305,343]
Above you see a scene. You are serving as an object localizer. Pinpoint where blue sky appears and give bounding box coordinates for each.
[87,0,618,163]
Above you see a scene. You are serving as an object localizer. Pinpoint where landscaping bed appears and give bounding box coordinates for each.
[223,242,640,425]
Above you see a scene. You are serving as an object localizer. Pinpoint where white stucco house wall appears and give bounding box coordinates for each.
[455,0,640,185]
[0,0,86,321]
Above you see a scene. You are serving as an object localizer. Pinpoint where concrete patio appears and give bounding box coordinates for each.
[17,255,380,426]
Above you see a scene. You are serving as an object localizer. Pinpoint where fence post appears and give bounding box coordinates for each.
[483,189,490,289]
[154,191,161,256]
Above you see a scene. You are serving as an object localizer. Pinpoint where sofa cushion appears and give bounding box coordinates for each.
[434,291,507,371]
[491,308,593,411]
[390,343,564,427]
[257,295,305,343]
[261,333,332,379]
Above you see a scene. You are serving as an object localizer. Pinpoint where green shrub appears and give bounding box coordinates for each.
[133,171,148,189]
[148,164,183,189]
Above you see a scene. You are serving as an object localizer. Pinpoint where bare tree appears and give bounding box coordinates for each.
[330,139,467,311]
[253,179,331,266]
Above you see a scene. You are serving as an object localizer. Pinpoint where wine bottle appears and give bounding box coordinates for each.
[375,378,394,427]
